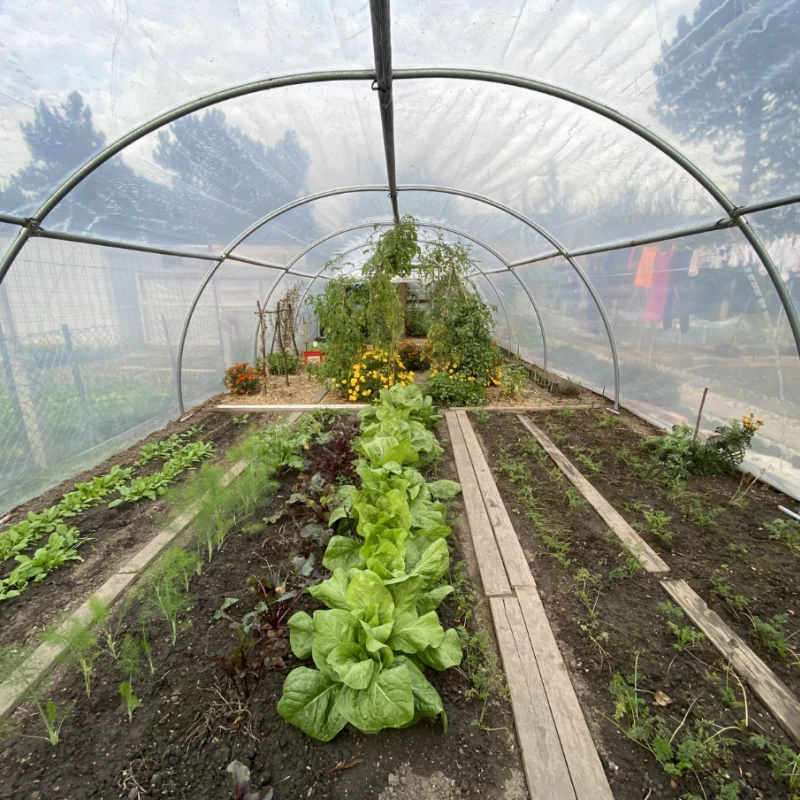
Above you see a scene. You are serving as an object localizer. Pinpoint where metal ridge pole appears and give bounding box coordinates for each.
[735,194,800,217]
[34,228,223,262]
[369,0,400,223]
[0,69,374,287]
[510,219,736,267]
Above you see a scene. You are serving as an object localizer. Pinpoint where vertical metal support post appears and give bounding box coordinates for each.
[369,0,400,223]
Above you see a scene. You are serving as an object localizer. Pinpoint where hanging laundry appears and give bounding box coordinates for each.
[644,248,674,322]
[626,247,638,272]
[688,248,702,277]
[634,246,658,287]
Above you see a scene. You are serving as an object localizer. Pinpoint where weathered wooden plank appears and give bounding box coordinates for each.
[516,414,670,574]
[455,411,535,587]
[516,586,615,800]
[661,579,800,747]
[217,403,366,411]
[490,597,576,799]
[444,412,511,597]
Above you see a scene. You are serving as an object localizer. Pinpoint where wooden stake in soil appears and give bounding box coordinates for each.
[692,387,709,448]
[255,301,270,395]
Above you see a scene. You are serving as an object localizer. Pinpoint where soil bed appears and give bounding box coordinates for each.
[0,417,525,800]
[217,373,323,405]
[0,402,280,651]
[529,406,800,696]
[473,411,794,800]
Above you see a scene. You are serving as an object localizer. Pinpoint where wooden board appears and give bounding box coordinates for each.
[661,579,800,746]
[455,411,535,587]
[516,415,670,574]
[444,412,511,597]
[490,597,576,799]
[217,404,366,411]
[516,585,615,800]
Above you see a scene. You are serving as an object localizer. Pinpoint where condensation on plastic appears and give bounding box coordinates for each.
[393,0,800,207]
[0,238,207,512]
[40,83,385,252]
[573,227,800,493]
[0,0,373,217]
[515,258,616,394]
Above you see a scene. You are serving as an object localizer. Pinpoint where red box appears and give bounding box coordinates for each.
[303,350,324,364]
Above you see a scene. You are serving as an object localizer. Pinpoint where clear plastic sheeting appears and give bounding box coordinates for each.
[516,258,616,394]
[574,228,800,494]
[393,0,800,206]
[393,80,722,253]
[41,83,385,251]
[397,190,550,263]
[488,269,545,366]
[0,239,204,510]
[181,264,285,407]
[0,0,374,217]
[237,192,394,265]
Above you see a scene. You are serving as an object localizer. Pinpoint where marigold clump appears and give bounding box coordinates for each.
[223,362,260,395]
[341,348,414,402]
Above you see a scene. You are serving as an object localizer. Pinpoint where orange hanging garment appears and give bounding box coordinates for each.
[634,246,658,288]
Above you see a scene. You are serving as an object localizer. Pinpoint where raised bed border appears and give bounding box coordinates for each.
[0,412,302,723]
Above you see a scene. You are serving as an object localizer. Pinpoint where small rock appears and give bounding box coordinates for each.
[151,772,163,788]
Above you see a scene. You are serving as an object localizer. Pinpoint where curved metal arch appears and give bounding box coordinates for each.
[237,221,519,396]
[0,67,795,362]
[181,178,638,414]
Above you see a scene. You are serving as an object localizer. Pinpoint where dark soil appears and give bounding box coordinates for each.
[0,400,280,651]
[473,411,795,800]
[530,407,800,696]
[0,418,525,800]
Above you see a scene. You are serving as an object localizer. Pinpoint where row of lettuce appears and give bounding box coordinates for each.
[0,429,212,600]
[278,384,464,741]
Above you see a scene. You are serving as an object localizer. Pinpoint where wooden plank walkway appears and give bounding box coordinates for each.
[445,413,511,597]
[516,415,670,574]
[455,410,535,588]
[445,410,614,799]
[662,580,800,747]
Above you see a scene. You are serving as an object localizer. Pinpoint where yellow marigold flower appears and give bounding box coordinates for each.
[497,371,503,378]
[448,369,453,374]
[468,376,475,381]
[350,377,357,386]
[757,418,764,424]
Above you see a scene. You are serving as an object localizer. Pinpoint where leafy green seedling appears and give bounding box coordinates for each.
[119,682,142,722]
[40,617,101,697]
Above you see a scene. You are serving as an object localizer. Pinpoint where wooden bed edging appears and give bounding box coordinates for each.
[0,413,303,723]
[661,579,800,747]
[516,414,670,574]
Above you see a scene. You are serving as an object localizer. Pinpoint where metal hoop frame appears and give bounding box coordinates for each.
[1,57,798,418]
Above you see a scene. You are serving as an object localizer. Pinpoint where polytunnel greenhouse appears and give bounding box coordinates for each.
[1,2,800,799]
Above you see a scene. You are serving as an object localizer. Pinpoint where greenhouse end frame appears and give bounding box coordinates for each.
[0,45,798,419]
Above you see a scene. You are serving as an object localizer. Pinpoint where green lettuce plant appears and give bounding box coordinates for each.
[278,568,461,741]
